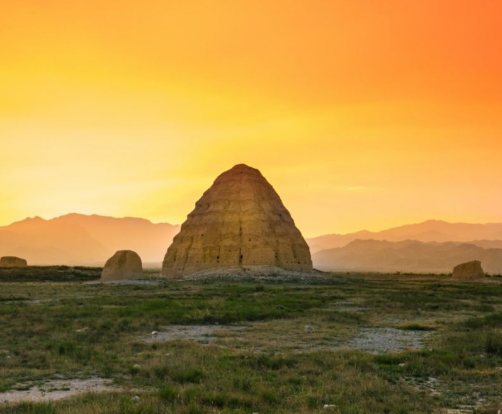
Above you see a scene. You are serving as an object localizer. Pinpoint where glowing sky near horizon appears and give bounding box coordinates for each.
[1,0,501,236]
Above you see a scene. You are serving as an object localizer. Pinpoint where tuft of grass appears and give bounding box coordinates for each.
[0,402,56,414]
[463,312,502,329]
[484,331,502,356]
[400,324,436,331]
[171,368,205,384]
[159,384,178,402]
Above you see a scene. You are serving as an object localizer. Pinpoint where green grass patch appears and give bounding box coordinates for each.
[0,275,501,413]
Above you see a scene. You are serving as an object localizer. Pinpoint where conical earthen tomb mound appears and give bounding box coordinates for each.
[162,164,313,278]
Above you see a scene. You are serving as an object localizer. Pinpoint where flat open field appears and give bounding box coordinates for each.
[1,269,502,413]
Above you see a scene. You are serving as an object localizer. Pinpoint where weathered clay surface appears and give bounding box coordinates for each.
[0,256,28,268]
[452,260,485,280]
[101,250,143,281]
[162,164,313,278]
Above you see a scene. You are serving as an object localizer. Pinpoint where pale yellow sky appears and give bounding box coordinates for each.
[1,1,501,236]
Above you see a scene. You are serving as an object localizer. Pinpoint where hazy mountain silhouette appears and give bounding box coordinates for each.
[313,239,502,274]
[2,215,502,270]
[0,214,179,265]
[307,220,502,253]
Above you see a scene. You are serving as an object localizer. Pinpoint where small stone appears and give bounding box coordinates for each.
[151,331,158,336]
[131,396,140,402]
[133,364,141,369]
[305,325,314,333]
[399,363,406,367]
[323,404,337,409]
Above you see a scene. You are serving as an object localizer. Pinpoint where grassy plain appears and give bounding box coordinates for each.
[0,268,501,413]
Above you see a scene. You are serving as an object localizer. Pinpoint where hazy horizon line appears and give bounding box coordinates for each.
[2,211,502,239]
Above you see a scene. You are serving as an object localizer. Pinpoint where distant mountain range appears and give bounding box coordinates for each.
[1,215,502,271]
[306,220,502,253]
[0,214,179,265]
[313,239,502,274]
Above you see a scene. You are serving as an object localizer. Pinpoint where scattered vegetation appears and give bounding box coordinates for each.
[0,272,501,413]
[0,266,100,283]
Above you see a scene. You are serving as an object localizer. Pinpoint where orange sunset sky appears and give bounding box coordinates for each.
[1,1,501,236]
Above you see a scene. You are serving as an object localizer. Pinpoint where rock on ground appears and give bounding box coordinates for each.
[452,260,485,280]
[101,250,143,281]
[0,256,27,268]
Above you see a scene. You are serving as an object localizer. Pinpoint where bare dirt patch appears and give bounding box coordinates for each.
[141,325,246,344]
[0,377,118,404]
[86,279,164,286]
[343,327,431,353]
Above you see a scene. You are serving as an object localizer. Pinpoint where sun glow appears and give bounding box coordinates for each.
[1,0,501,235]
